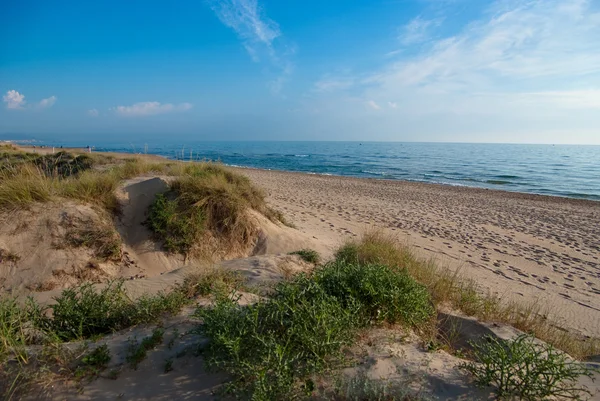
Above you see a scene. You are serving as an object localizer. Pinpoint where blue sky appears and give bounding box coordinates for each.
[2,0,600,144]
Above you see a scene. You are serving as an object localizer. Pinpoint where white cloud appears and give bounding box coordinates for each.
[307,0,600,143]
[366,100,381,110]
[113,102,193,117]
[208,0,280,57]
[400,16,443,45]
[38,96,57,109]
[314,77,355,93]
[87,109,99,117]
[519,90,600,109]
[208,0,294,94]
[3,90,26,109]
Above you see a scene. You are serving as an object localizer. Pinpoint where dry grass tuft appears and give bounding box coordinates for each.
[337,229,600,359]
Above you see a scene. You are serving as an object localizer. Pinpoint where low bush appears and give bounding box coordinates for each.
[0,297,50,363]
[340,230,600,359]
[146,193,204,256]
[126,328,164,369]
[289,249,320,264]
[314,260,433,327]
[50,280,187,341]
[461,334,597,400]
[197,259,434,399]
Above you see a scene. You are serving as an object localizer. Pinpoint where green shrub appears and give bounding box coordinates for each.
[126,328,164,370]
[76,344,111,379]
[315,260,434,327]
[197,279,360,399]
[461,334,597,400]
[289,249,320,264]
[0,297,50,363]
[146,193,204,256]
[197,260,434,399]
[50,280,187,341]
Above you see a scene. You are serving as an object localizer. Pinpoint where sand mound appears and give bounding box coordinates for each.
[0,175,325,296]
[114,176,326,275]
[0,202,123,293]
[115,176,184,277]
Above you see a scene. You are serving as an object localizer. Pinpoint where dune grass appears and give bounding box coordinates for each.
[338,230,600,360]
[146,162,279,259]
[289,249,321,264]
[197,257,433,399]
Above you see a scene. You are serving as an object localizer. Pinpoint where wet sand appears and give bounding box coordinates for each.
[239,168,600,337]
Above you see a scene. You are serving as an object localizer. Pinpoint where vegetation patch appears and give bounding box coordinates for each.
[289,249,320,264]
[64,224,122,262]
[125,328,164,370]
[461,334,597,400]
[196,257,433,399]
[338,230,600,359]
[48,280,186,341]
[75,344,111,380]
[147,162,278,259]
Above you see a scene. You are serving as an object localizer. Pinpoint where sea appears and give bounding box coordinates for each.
[24,141,600,201]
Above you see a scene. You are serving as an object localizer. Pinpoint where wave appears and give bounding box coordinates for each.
[362,170,391,176]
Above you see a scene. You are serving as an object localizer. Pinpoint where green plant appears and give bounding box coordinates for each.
[50,280,187,341]
[197,260,434,399]
[177,269,245,298]
[125,328,164,370]
[164,358,174,373]
[0,296,50,363]
[315,260,434,327]
[461,334,597,400]
[289,249,321,264]
[146,193,205,256]
[75,344,111,379]
[340,230,600,359]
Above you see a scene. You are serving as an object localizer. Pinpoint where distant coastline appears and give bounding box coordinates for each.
[10,140,600,202]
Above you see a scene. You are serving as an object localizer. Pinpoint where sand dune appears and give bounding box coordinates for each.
[238,168,600,337]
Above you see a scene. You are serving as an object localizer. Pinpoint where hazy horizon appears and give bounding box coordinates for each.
[2,0,600,145]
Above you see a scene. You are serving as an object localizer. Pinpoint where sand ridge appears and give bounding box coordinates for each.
[238,168,600,337]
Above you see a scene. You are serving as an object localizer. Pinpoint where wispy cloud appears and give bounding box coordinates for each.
[208,0,280,55]
[208,0,294,94]
[38,96,57,109]
[400,16,443,45]
[3,90,26,109]
[87,108,99,117]
[307,0,600,142]
[314,77,355,93]
[113,102,193,117]
[366,100,381,110]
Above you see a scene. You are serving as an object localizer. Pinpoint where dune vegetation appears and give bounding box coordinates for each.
[0,146,598,400]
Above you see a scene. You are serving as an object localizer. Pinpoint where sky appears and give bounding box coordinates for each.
[1,0,600,144]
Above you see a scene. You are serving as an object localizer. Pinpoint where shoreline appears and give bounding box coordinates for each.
[233,165,600,207]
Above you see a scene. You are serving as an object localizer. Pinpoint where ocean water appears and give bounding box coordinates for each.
[33,141,600,201]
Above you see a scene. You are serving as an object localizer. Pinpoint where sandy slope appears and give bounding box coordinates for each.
[238,168,600,338]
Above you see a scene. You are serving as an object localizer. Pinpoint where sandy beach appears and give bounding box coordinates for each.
[238,167,600,338]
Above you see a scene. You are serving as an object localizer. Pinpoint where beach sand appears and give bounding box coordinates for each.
[238,168,600,338]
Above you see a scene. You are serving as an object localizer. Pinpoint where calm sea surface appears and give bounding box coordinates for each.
[32,141,600,201]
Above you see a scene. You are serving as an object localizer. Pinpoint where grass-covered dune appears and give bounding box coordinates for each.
[0,146,289,291]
